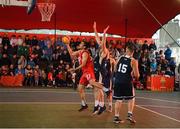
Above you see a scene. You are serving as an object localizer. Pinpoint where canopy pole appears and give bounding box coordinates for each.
[138,0,180,47]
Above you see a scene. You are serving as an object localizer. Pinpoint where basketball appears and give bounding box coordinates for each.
[62,36,70,44]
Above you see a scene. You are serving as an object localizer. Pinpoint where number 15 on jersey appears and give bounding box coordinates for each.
[117,63,128,73]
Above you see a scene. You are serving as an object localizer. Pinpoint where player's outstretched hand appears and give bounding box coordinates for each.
[93,21,96,30]
[68,68,75,72]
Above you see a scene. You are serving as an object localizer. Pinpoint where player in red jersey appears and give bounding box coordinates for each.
[63,37,103,111]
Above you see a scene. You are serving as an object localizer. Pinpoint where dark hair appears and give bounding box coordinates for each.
[81,41,89,49]
[126,42,136,53]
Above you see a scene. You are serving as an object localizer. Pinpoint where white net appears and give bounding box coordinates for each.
[37,3,55,22]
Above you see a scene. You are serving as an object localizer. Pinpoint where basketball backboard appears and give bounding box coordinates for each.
[0,0,36,14]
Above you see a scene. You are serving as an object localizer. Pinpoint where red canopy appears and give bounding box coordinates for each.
[0,0,179,38]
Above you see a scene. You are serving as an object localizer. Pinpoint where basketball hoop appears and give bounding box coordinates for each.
[37,2,55,22]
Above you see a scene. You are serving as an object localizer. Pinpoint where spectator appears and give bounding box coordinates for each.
[150,59,157,75]
[33,45,43,62]
[24,65,34,86]
[17,42,29,58]
[11,54,18,69]
[31,36,38,46]
[164,45,172,61]
[25,35,32,46]
[7,43,18,58]
[165,67,174,77]
[1,65,9,76]
[0,53,11,67]
[161,59,168,71]
[61,49,71,64]
[0,36,2,45]
[149,41,157,51]
[38,38,45,49]
[27,56,36,68]
[44,37,52,47]
[168,57,176,73]
[34,65,41,86]
[55,70,66,87]
[89,38,97,58]
[18,55,27,69]
[139,57,148,88]
[43,44,53,61]
[0,44,3,58]
[52,45,60,61]
[69,38,76,51]
[156,65,164,75]
[17,35,23,46]
[148,49,156,63]
[41,70,47,87]
[15,65,25,75]
[55,37,67,48]
[2,33,10,46]
[9,64,15,76]
[141,40,149,52]
[10,35,17,46]
[65,64,73,87]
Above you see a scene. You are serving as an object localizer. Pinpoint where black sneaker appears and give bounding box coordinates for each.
[78,104,88,112]
[127,113,136,124]
[93,105,99,113]
[97,106,106,115]
[92,105,99,115]
[113,116,124,124]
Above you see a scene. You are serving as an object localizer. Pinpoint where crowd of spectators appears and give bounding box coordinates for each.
[0,33,177,89]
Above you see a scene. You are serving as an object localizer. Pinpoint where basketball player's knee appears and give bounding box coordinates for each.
[89,79,94,85]
[128,97,135,103]
[78,85,84,93]
[94,87,99,93]
[99,89,104,97]
[116,100,123,103]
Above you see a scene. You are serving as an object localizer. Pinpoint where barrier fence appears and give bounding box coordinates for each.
[146,75,174,91]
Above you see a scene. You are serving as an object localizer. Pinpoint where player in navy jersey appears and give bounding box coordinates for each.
[93,22,115,114]
[113,42,139,124]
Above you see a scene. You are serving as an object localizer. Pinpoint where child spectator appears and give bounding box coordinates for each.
[28,56,36,68]
[65,64,73,87]
[41,70,47,87]
[25,65,34,86]
[34,65,41,86]
[1,65,9,76]
[15,65,25,75]
[150,58,157,75]
[9,64,15,76]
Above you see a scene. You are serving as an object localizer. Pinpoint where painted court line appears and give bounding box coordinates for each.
[0,102,94,104]
[136,105,180,123]
[138,104,180,109]
[137,97,180,104]
[0,90,93,95]
[0,90,180,104]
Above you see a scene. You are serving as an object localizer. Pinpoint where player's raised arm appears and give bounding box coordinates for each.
[102,25,109,54]
[62,36,80,57]
[93,21,101,45]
